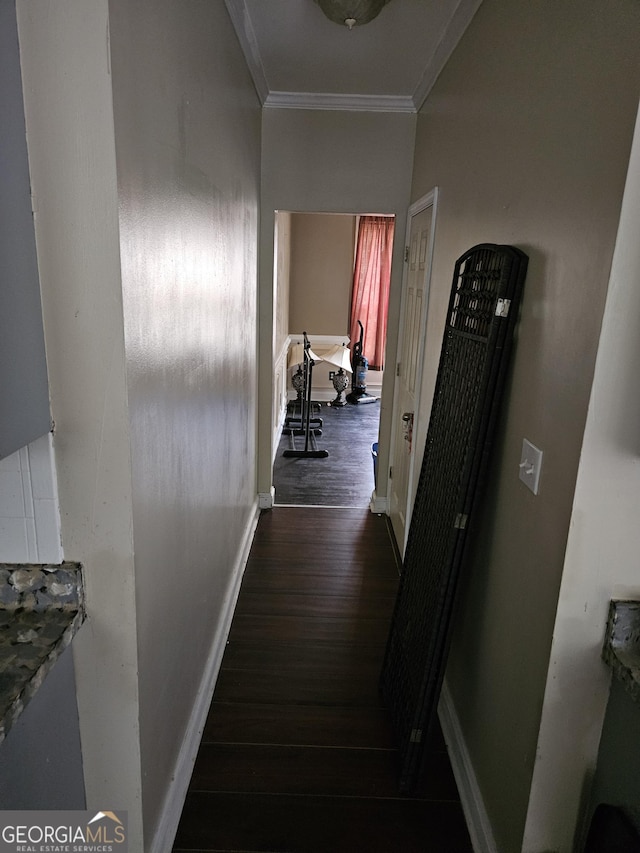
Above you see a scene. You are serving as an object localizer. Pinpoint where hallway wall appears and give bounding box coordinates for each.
[108,0,261,843]
[17,0,142,840]
[409,0,640,849]
[18,0,261,848]
[524,100,640,853]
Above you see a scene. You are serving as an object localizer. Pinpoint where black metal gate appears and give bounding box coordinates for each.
[380,243,528,791]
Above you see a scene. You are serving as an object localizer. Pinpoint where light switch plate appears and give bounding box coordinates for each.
[519,439,543,495]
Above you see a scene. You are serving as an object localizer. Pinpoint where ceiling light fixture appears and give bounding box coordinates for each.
[315,0,391,29]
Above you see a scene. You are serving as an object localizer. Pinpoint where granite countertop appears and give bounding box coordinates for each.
[0,563,85,743]
[602,599,640,703]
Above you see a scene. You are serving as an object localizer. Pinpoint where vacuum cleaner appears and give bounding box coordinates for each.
[347,320,377,404]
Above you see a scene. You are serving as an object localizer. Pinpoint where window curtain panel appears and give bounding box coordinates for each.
[349,216,395,370]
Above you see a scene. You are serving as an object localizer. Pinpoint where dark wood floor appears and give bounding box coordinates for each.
[173,507,472,853]
[273,400,380,507]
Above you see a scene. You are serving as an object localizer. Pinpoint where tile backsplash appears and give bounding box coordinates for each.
[0,433,63,563]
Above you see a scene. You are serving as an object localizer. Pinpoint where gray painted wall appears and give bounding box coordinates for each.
[0,646,85,809]
[409,0,640,848]
[525,101,640,851]
[589,678,640,829]
[108,0,261,838]
[0,0,50,459]
[18,0,142,840]
[17,0,262,847]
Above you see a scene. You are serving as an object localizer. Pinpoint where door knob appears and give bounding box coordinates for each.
[402,412,414,449]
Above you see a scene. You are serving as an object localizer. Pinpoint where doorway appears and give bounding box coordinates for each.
[270,211,393,508]
[388,189,438,552]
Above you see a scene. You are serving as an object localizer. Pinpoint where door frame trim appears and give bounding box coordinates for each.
[388,188,439,553]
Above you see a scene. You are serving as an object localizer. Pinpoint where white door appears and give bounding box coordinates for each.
[389,190,437,553]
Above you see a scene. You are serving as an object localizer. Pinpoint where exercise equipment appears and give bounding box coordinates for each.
[283,332,328,458]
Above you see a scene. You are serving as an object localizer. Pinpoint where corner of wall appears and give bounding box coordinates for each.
[0,432,63,563]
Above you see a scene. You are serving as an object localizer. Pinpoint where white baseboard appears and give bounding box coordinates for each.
[259,488,275,509]
[369,490,389,514]
[438,678,498,853]
[151,499,260,853]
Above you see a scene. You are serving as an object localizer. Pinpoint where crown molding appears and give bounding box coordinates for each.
[226,0,483,114]
[224,0,269,104]
[412,0,483,110]
[264,91,416,114]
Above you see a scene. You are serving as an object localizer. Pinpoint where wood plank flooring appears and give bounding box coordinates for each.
[273,400,380,506]
[173,507,472,853]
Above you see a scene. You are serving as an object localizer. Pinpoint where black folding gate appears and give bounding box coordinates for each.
[380,243,528,792]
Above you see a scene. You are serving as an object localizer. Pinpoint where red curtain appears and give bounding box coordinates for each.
[349,216,395,370]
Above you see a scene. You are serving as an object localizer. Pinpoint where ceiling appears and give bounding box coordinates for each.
[225,0,483,113]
